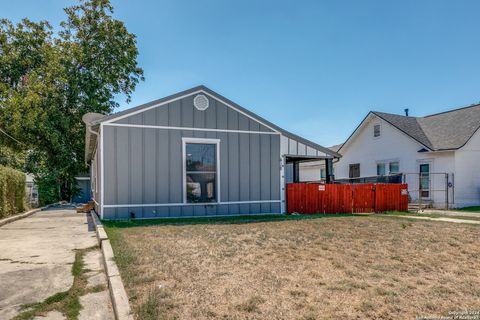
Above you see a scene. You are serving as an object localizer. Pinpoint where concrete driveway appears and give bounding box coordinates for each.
[0,209,112,319]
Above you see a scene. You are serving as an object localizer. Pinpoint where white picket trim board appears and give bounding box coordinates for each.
[103,122,279,135]
[102,89,280,134]
[103,200,281,208]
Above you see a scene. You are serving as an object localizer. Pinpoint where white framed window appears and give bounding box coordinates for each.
[320,168,326,179]
[377,163,386,176]
[389,161,399,174]
[373,124,381,138]
[349,163,360,178]
[376,160,400,175]
[182,138,220,203]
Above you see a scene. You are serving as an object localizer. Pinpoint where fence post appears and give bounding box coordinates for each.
[445,173,448,209]
[418,173,422,211]
[451,173,455,206]
[351,184,354,214]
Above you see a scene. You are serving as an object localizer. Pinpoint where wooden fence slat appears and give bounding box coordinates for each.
[286,183,408,214]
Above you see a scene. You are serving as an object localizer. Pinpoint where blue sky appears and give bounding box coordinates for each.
[4,1,480,146]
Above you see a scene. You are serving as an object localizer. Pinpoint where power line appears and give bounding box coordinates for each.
[0,128,24,145]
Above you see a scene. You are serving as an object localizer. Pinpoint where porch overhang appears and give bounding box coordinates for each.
[284,154,334,163]
[285,154,335,183]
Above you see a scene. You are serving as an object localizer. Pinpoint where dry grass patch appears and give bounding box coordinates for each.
[106,216,480,319]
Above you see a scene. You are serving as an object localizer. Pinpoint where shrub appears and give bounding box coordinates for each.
[36,173,61,206]
[0,165,26,218]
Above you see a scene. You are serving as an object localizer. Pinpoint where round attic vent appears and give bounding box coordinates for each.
[193,94,209,111]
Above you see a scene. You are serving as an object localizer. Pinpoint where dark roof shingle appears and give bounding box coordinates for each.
[372,104,480,150]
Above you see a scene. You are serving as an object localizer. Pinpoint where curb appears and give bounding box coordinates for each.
[0,207,43,227]
[90,210,133,320]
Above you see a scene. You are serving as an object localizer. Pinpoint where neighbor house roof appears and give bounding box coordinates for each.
[84,85,341,162]
[339,103,480,153]
[371,112,434,149]
[328,143,343,152]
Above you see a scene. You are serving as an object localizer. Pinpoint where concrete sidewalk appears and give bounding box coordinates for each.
[0,209,114,319]
[393,214,480,225]
[421,209,480,218]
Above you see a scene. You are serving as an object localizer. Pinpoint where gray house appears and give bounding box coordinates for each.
[84,86,340,219]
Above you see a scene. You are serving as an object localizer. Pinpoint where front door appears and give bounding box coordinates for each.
[419,163,430,199]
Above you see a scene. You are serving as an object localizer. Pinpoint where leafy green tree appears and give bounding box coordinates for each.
[0,145,25,169]
[0,0,144,202]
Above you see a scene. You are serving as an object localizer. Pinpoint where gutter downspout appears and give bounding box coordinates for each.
[87,125,99,138]
[85,124,100,216]
[83,123,100,165]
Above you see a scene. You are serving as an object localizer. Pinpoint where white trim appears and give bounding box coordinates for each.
[103,122,279,135]
[92,150,98,193]
[102,89,280,133]
[103,200,281,209]
[104,212,285,220]
[75,177,90,181]
[280,156,285,214]
[104,90,202,124]
[217,139,222,202]
[279,136,288,213]
[182,137,221,204]
[417,159,434,200]
[95,157,98,193]
[100,123,104,219]
[182,138,221,143]
[201,91,280,133]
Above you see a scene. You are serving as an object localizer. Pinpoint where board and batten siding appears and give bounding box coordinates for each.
[112,94,275,133]
[280,135,330,157]
[90,138,101,212]
[101,95,281,219]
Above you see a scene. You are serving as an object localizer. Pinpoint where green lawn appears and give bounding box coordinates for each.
[457,206,480,212]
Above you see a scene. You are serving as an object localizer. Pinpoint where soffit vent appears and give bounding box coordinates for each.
[193,94,209,111]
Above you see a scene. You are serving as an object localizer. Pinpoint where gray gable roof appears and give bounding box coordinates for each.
[417,104,480,150]
[85,85,341,159]
[373,104,480,151]
[328,143,343,152]
[372,112,434,149]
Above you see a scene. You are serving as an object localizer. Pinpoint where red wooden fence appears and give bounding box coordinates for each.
[287,183,408,214]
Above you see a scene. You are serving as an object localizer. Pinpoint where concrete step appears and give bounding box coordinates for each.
[408,203,432,211]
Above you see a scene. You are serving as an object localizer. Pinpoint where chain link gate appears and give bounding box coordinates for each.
[402,172,454,209]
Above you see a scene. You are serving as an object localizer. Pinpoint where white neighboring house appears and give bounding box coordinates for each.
[26,174,39,208]
[331,105,480,208]
[296,144,342,182]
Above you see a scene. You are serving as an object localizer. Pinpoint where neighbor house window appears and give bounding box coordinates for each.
[374,124,381,137]
[377,163,386,176]
[184,139,219,203]
[349,163,360,178]
[389,161,399,174]
[320,168,326,179]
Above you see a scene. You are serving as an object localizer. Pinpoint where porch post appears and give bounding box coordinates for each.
[325,158,334,184]
[293,161,300,183]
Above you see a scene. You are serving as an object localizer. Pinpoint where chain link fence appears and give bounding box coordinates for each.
[402,172,453,209]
